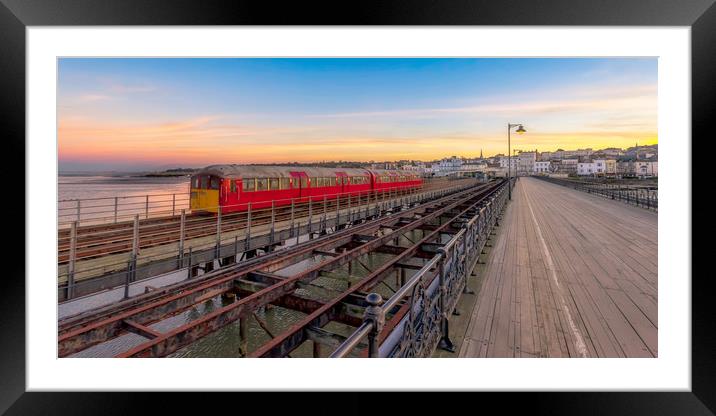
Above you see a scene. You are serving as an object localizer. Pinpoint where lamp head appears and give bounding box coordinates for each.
[516,125,526,134]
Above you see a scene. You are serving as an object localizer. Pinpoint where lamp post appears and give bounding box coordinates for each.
[507,123,526,200]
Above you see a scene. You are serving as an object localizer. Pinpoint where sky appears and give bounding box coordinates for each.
[58,58,658,171]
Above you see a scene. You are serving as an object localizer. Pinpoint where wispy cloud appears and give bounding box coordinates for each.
[309,84,656,120]
[77,94,113,103]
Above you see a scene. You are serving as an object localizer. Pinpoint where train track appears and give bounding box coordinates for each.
[57,178,476,264]
[58,179,503,358]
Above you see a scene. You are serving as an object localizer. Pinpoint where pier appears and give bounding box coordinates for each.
[458,177,657,357]
[57,176,658,358]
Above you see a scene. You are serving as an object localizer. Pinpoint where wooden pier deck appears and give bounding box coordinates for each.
[459,177,657,358]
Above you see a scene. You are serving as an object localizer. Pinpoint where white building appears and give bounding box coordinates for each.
[577,159,610,176]
[593,159,607,175]
[518,151,537,175]
[534,161,551,174]
[498,157,519,170]
[634,161,658,177]
[577,162,596,176]
[437,156,462,172]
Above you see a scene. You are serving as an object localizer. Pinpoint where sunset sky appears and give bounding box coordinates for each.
[58,58,657,171]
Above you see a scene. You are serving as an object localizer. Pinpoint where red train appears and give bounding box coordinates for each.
[190,165,423,213]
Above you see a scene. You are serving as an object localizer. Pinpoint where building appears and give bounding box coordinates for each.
[577,162,596,176]
[498,156,519,170]
[534,161,551,174]
[634,161,658,177]
[556,158,579,175]
[604,159,617,176]
[517,151,537,175]
[616,159,658,177]
[437,156,462,172]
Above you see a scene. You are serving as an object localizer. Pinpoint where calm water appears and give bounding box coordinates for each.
[59,175,191,201]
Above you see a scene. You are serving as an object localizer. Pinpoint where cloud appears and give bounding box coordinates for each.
[77,94,113,102]
[309,83,657,121]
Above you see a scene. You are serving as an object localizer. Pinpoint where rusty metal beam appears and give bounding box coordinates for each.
[123,320,161,340]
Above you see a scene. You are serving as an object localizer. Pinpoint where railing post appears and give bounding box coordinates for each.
[178,209,186,267]
[67,221,78,299]
[76,200,81,223]
[114,196,118,224]
[322,195,327,233]
[131,214,139,283]
[364,293,384,358]
[347,191,352,223]
[245,203,252,251]
[216,205,222,259]
[270,200,275,243]
[290,198,295,237]
[336,193,340,229]
[187,246,193,279]
[436,249,455,352]
[172,194,176,217]
[308,197,313,237]
[124,260,132,299]
[145,195,149,219]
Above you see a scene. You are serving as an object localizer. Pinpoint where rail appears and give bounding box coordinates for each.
[330,179,510,358]
[533,176,658,211]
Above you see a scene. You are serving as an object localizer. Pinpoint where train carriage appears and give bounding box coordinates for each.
[190,164,422,214]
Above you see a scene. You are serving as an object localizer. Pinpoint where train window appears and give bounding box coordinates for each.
[328,177,336,186]
[269,178,279,190]
[257,178,269,191]
[301,177,308,188]
[281,178,291,189]
[210,177,220,190]
[200,176,209,189]
[230,180,236,193]
[192,177,200,188]
[243,178,255,192]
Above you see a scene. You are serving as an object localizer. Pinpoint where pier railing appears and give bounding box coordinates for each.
[58,179,484,302]
[58,192,191,229]
[533,176,658,211]
[330,180,508,358]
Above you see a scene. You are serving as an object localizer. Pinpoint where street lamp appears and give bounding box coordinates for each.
[507,123,526,200]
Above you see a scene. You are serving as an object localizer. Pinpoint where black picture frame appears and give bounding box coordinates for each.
[1,0,710,413]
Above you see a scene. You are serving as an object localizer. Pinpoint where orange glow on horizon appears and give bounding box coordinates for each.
[59,117,657,165]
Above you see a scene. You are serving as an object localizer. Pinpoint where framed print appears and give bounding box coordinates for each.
[2,0,712,413]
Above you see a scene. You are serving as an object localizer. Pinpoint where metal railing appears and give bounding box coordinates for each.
[58,192,191,228]
[58,179,484,302]
[330,179,510,358]
[534,176,658,211]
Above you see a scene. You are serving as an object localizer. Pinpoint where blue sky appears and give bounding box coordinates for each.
[58,58,657,171]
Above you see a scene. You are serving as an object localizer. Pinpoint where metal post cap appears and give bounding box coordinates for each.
[365,293,383,306]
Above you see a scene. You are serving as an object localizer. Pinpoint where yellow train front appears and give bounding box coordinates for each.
[189,172,221,214]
